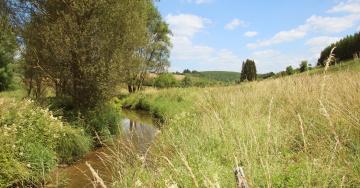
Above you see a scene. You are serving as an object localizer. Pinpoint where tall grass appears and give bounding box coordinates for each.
[108,61,360,187]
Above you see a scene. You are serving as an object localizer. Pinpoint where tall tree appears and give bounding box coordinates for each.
[126,5,172,93]
[13,0,153,109]
[240,59,257,82]
[0,15,17,91]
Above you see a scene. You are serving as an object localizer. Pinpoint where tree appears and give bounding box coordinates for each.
[0,15,16,91]
[286,66,294,75]
[240,59,257,82]
[12,0,156,109]
[183,69,191,74]
[126,5,172,93]
[318,31,360,66]
[192,70,199,74]
[299,61,309,72]
[153,73,177,88]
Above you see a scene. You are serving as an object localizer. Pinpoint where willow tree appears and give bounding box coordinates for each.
[10,0,154,109]
[125,5,172,93]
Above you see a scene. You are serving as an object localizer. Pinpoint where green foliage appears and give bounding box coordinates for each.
[286,66,294,75]
[0,98,90,186]
[183,69,191,74]
[82,103,122,144]
[0,16,16,91]
[153,73,178,88]
[126,4,172,93]
[318,31,360,66]
[299,60,309,72]
[122,88,197,122]
[181,76,193,87]
[18,0,158,109]
[240,59,257,82]
[258,72,275,80]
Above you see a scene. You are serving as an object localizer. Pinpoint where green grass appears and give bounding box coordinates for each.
[307,59,360,75]
[110,67,360,187]
[0,96,91,187]
[197,71,240,82]
[121,88,199,122]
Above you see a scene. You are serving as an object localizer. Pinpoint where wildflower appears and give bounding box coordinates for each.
[135,180,143,187]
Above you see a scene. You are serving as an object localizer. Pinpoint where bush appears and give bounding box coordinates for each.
[286,66,294,75]
[83,102,122,144]
[153,73,178,88]
[299,61,309,72]
[181,76,193,87]
[0,98,90,186]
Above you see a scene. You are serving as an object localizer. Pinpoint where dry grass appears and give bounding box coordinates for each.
[102,60,360,187]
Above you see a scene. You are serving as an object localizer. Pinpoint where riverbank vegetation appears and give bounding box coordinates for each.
[0,96,90,187]
[0,0,170,186]
[1,0,360,187]
[114,58,360,187]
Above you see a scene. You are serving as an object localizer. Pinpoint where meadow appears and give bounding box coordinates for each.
[114,60,360,187]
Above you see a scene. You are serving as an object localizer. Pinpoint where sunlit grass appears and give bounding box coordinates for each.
[112,62,360,187]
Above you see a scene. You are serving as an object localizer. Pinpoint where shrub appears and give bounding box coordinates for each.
[181,76,193,87]
[0,98,90,186]
[286,66,294,75]
[299,60,309,72]
[83,103,122,144]
[153,73,178,88]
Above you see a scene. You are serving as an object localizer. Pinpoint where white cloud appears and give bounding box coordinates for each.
[328,0,360,14]
[247,0,360,49]
[305,15,360,33]
[166,13,243,71]
[358,25,360,30]
[225,19,247,30]
[251,50,306,73]
[247,14,360,49]
[186,0,212,4]
[247,26,306,48]
[305,36,340,58]
[244,31,258,37]
[166,14,210,38]
[305,36,339,47]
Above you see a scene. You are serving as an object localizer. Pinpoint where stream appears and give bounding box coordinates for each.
[49,110,159,188]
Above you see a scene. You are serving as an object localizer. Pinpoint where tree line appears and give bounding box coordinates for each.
[318,31,360,66]
[2,0,171,110]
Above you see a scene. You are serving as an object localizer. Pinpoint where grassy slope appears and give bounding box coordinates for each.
[118,62,360,187]
[198,71,240,82]
[308,59,360,75]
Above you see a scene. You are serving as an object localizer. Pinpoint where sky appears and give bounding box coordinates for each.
[155,0,360,73]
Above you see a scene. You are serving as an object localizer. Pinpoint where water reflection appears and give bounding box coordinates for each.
[49,110,158,188]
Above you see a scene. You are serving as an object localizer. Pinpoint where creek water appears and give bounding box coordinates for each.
[49,110,159,188]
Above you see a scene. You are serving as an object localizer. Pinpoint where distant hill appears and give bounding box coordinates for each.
[197,71,240,82]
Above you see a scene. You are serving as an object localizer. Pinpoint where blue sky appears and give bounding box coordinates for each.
[156,0,360,73]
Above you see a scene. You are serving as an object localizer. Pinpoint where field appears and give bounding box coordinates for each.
[196,71,240,82]
[117,61,360,187]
